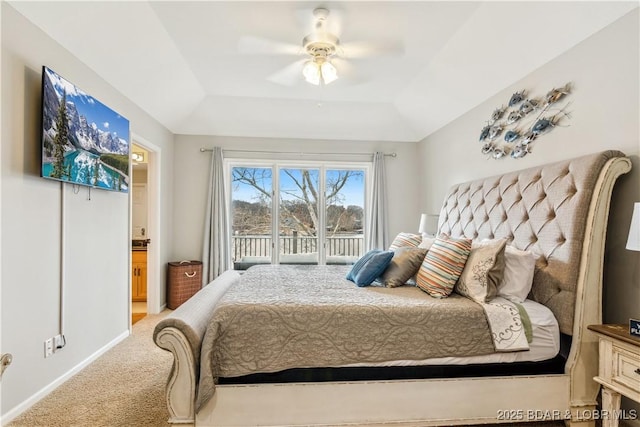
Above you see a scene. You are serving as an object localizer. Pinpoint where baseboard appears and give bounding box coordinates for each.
[148,303,167,315]
[1,329,130,424]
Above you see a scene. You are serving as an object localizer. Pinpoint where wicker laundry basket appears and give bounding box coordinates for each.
[167,260,202,309]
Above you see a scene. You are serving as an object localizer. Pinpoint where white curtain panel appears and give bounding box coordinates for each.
[366,152,389,250]
[202,147,230,285]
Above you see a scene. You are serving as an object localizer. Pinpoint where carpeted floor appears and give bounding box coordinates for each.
[7,311,567,427]
[8,312,173,427]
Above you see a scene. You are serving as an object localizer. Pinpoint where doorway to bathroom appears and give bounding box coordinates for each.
[129,134,162,329]
[131,143,149,324]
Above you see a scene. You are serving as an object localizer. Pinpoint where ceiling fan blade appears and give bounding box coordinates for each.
[331,57,368,85]
[238,35,302,56]
[338,41,404,59]
[266,59,306,86]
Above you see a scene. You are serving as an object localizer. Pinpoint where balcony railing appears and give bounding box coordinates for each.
[232,233,364,269]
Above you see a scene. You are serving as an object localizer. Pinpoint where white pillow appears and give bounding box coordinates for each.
[498,245,536,303]
[455,238,507,303]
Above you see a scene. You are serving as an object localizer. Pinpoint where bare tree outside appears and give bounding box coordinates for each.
[231,166,365,268]
[231,167,272,235]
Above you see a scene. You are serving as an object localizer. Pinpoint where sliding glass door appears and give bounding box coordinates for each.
[325,169,365,265]
[230,167,273,270]
[279,168,320,265]
[230,162,367,270]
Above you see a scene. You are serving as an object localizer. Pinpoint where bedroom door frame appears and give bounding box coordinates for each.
[130,133,162,321]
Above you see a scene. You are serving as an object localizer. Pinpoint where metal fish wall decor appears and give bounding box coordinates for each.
[544,83,571,106]
[506,110,523,125]
[477,82,572,160]
[504,130,520,143]
[491,106,506,122]
[519,99,538,114]
[508,91,526,107]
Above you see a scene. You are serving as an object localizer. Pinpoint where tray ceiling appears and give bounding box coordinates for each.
[8,1,638,142]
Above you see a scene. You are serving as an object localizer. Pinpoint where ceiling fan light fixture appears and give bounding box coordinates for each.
[320,61,337,84]
[302,56,338,86]
[302,60,321,85]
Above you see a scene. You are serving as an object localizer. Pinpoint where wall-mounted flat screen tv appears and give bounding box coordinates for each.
[41,66,130,193]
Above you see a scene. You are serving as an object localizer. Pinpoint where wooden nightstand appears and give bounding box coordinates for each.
[588,324,640,427]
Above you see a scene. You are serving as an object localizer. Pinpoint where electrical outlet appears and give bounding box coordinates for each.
[44,338,54,358]
[54,334,64,350]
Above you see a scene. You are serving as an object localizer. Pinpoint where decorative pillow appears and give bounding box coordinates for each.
[418,236,436,250]
[401,236,436,285]
[498,245,536,303]
[455,239,507,303]
[352,250,394,287]
[388,232,422,251]
[416,234,472,298]
[346,249,381,281]
[379,247,428,288]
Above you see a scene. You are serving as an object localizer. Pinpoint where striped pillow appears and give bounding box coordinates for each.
[416,234,472,298]
[389,232,422,251]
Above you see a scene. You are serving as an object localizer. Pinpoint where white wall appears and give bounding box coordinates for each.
[2,1,637,421]
[418,9,639,414]
[172,135,419,261]
[1,3,174,419]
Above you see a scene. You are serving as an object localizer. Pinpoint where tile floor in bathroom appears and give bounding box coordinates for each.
[132,301,146,324]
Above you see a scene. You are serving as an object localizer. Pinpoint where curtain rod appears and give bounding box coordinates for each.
[199,148,396,157]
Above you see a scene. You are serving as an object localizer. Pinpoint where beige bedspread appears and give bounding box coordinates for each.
[196,264,497,410]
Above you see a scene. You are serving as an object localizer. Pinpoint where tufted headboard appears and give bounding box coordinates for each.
[438,150,630,336]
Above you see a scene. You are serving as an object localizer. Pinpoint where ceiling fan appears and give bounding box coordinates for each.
[238,7,403,86]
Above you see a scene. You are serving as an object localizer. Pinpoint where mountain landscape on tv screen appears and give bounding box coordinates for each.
[41,67,130,192]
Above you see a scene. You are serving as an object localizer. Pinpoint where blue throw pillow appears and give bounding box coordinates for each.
[346,249,381,281]
[353,250,394,287]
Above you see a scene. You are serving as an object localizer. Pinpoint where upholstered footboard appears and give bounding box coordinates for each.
[153,270,241,424]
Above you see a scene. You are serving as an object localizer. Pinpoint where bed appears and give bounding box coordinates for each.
[154,150,631,426]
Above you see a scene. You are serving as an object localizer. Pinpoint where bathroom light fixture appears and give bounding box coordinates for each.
[132,152,144,162]
[626,202,640,251]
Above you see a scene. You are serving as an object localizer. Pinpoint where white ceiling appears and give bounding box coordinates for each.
[9,1,638,143]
